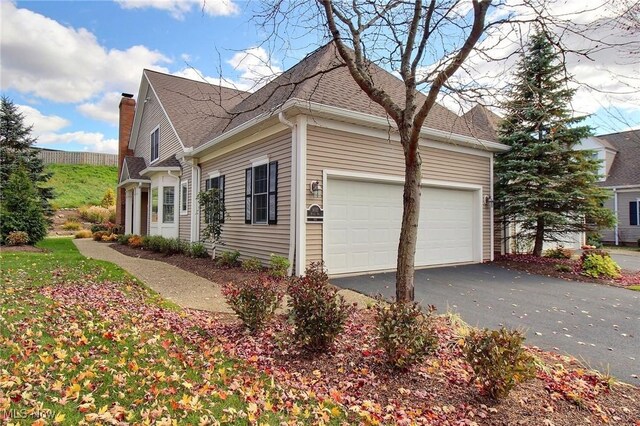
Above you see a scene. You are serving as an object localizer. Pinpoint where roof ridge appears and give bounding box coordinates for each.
[144,68,248,95]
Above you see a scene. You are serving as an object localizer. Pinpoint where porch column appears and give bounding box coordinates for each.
[125,189,133,235]
[133,186,142,235]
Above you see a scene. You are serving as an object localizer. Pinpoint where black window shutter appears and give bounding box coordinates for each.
[268,161,278,225]
[631,201,639,226]
[219,175,225,224]
[245,168,252,224]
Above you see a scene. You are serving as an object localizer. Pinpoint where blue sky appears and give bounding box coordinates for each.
[2,1,638,153]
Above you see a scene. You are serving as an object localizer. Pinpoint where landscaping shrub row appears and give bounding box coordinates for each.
[224,261,536,400]
[540,246,622,279]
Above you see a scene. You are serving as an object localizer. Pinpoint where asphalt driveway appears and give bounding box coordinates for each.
[610,252,640,272]
[332,264,639,383]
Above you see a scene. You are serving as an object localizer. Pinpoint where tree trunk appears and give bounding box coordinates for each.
[532,217,545,256]
[396,136,422,302]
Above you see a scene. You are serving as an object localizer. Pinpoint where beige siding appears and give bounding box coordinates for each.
[306,125,493,265]
[199,130,292,262]
[132,85,183,164]
[602,190,640,245]
[179,160,192,242]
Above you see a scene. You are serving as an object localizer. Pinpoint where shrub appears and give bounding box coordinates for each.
[6,231,29,246]
[554,263,573,273]
[128,235,143,248]
[80,205,112,224]
[0,168,48,245]
[92,231,108,241]
[287,262,352,351]
[463,327,536,400]
[581,253,621,279]
[218,250,241,267]
[242,257,263,272]
[100,188,116,208]
[61,219,82,231]
[101,233,117,242]
[74,229,92,239]
[222,275,283,331]
[117,234,133,245]
[375,301,438,370]
[543,246,572,259]
[269,254,290,278]
[587,232,603,248]
[186,242,208,258]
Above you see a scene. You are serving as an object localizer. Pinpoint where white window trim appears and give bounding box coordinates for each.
[180,180,189,216]
[150,186,159,223]
[150,125,160,164]
[162,185,176,224]
[251,162,269,225]
[633,199,640,227]
[250,155,269,167]
[208,170,221,179]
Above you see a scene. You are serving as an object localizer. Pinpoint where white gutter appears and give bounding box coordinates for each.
[613,188,619,246]
[117,178,149,188]
[278,112,297,276]
[140,166,181,176]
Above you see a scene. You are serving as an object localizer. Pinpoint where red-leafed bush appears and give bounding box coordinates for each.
[287,262,352,351]
[223,275,283,332]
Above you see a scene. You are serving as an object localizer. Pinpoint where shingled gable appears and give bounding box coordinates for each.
[200,42,499,145]
[143,69,249,148]
[598,130,640,187]
[460,105,503,141]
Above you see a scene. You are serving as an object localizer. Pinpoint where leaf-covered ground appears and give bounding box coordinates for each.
[1,239,639,425]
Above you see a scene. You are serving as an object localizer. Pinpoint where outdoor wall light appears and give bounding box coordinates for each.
[310,180,322,198]
[484,195,494,206]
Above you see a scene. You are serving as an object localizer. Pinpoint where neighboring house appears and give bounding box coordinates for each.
[116,43,508,276]
[575,130,640,246]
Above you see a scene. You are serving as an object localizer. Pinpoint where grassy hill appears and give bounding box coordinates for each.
[46,164,118,209]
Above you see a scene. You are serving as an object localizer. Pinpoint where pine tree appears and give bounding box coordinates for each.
[0,96,53,215]
[0,167,48,244]
[494,30,615,256]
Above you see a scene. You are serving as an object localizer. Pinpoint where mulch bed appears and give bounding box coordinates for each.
[1,245,46,253]
[493,254,640,289]
[111,243,256,284]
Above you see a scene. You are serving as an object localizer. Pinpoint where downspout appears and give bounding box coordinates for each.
[191,162,201,243]
[613,188,619,246]
[278,111,296,276]
[489,154,494,261]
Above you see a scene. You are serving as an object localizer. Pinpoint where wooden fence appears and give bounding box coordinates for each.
[36,149,118,167]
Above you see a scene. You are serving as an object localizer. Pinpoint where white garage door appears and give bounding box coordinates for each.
[325,178,478,275]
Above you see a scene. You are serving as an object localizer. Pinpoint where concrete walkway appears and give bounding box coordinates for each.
[73,240,372,313]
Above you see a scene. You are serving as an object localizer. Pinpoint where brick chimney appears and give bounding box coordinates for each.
[116,93,136,228]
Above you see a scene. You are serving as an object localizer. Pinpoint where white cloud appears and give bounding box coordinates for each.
[77,92,122,125]
[0,2,170,103]
[16,105,70,136]
[37,131,118,154]
[115,0,239,19]
[226,47,282,91]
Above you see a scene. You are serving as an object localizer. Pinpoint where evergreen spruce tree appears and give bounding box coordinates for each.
[0,167,48,244]
[0,96,53,215]
[494,30,615,256]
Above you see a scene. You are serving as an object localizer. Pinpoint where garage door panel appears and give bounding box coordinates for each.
[325,178,477,275]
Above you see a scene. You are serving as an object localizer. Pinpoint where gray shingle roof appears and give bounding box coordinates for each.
[460,105,502,141]
[145,70,249,148]
[598,130,640,186]
[123,156,147,181]
[151,154,181,169]
[145,42,499,149]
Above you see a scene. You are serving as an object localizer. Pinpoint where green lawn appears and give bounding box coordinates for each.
[46,164,118,208]
[0,238,342,424]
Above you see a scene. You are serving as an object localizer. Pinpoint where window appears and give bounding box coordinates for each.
[150,127,159,162]
[151,187,158,223]
[204,175,225,223]
[631,201,640,226]
[163,186,175,223]
[245,161,278,224]
[180,180,188,215]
